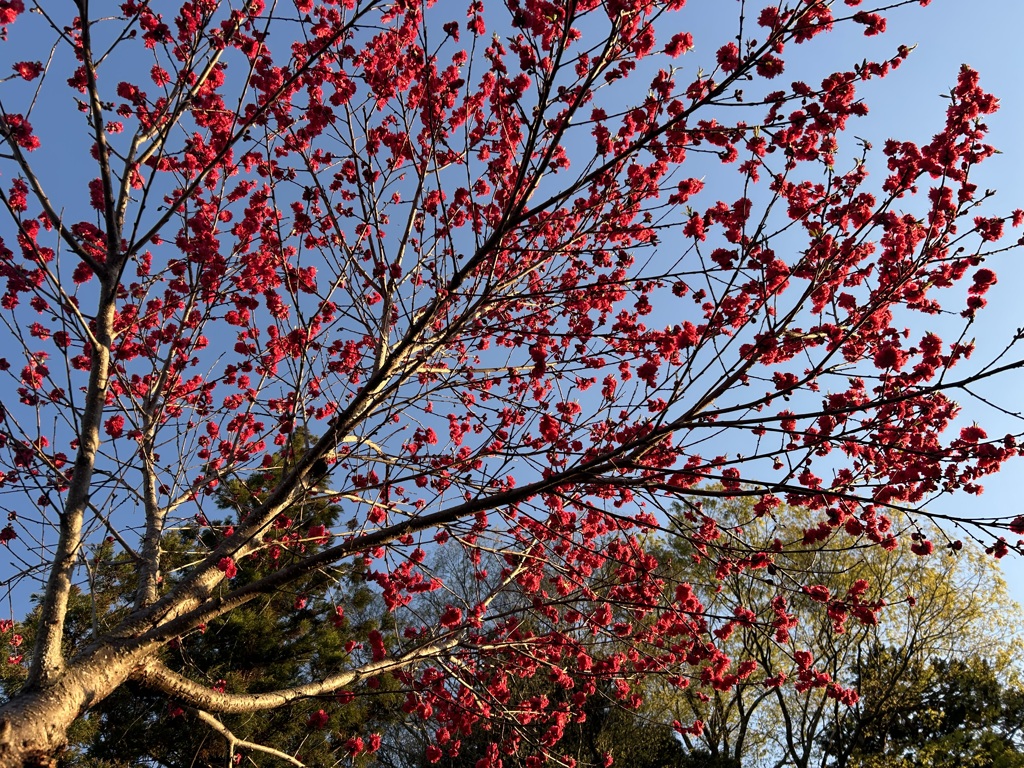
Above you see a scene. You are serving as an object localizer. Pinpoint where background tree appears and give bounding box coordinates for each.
[393,676,695,768]
[640,497,1022,768]
[380,542,699,768]
[1,431,402,767]
[0,0,1023,764]
[381,497,1021,768]
[830,650,1024,768]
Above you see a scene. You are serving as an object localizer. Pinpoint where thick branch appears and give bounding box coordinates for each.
[25,288,116,689]
[134,635,461,714]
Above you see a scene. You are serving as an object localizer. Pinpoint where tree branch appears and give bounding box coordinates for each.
[190,708,307,767]
[134,634,462,714]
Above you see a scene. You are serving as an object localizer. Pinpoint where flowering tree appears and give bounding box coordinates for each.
[0,0,1022,764]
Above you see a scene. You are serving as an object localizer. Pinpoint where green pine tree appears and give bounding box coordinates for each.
[830,648,1024,768]
[1,430,404,767]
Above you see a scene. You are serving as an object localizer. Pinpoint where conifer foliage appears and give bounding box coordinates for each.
[0,0,1022,764]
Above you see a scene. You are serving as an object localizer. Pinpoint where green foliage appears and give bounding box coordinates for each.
[639,495,1024,768]
[831,649,1024,768]
[3,431,404,767]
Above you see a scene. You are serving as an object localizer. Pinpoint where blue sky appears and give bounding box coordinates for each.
[1,0,1022,613]
[897,0,1024,601]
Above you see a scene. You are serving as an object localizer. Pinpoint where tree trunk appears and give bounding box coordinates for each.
[0,643,149,767]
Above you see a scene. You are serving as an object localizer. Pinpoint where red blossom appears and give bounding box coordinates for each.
[988,538,1010,558]
[539,413,560,443]
[12,61,41,81]
[104,415,125,438]
[802,585,831,603]
[716,43,739,73]
[664,32,693,57]
[1,113,39,150]
[683,214,706,240]
[873,344,907,370]
[756,55,784,79]
[974,217,1005,242]
[794,651,814,671]
[8,178,27,211]
[217,557,238,579]
[852,11,886,36]
[959,425,987,443]
[910,539,934,556]
[972,268,997,288]
[757,7,781,29]
[439,606,463,627]
[0,0,24,25]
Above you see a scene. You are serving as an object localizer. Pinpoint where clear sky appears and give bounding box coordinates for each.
[2,0,1022,609]
[904,0,1024,602]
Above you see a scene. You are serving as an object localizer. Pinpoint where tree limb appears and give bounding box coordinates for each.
[134,634,462,714]
[191,708,307,767]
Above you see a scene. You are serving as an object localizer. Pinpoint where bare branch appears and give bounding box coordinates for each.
[191,708,307,768]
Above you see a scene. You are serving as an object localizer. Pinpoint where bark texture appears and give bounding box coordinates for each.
[0,646,146,767]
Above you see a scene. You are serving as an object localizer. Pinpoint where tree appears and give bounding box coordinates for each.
[830,649,1024,768]
[0,0,1022,764]
[0,431,406,767]
[382,544,699,768]
[397,675,696,768]
[641,497,1021,768]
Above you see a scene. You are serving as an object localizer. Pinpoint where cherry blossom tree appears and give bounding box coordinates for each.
[0,0,1022,764]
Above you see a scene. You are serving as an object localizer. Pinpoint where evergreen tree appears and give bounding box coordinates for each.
[830,649,1024,768]
[2,431,403,767]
